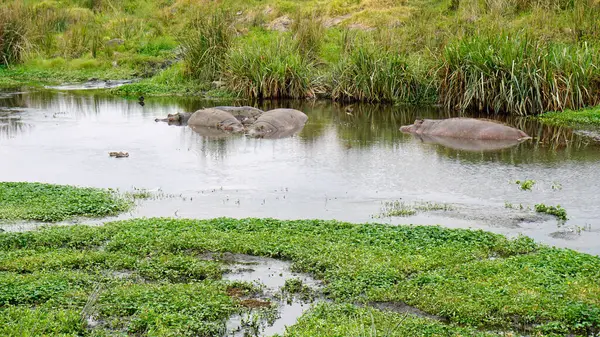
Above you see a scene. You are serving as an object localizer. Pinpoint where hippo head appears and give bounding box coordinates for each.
[155,113,183,125]
[217,122,245,134]
[399,118,424,133]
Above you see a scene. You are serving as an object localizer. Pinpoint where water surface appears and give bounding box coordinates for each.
[1,90,599,255]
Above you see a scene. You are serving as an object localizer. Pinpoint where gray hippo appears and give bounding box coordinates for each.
[155,106,263,126]
[400,118,530,140]
[246,108,308,138]
[154,112,193,125]
[213,106,264,125]
[187,108,244,133]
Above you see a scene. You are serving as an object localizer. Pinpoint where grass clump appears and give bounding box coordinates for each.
[376,200,453,218]
[330,47,435,104]
[224,36,320,99]
[0,4,30,66]
[535,203,568,221]
[440,33,600,115]
[179,10,234,82]
[0,182,132,222]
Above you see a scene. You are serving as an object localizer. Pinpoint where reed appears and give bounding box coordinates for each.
[0,4,30,65]
[224,37,320,99]
[440,33,600,115]
[178,10,234,82]
[329,46,435,104]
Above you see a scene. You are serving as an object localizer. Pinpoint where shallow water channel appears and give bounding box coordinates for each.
[1,90,600,256]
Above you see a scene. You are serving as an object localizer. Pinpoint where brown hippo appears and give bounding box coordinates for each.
[187,108,244,133]
[400,118,530,140]
[246,108,308,138]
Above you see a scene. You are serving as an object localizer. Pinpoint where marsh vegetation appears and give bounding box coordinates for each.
[2,0,600,117]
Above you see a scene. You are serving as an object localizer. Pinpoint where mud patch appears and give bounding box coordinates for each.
[202,253,323,337]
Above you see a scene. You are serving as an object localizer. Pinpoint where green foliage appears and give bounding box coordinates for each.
[539,107,600,126]
[290,12,324,61]
[3,218,598,335]
[535,203,568,221]
[0,182,132,222]
[330,46,435,104]
[0,4,30,65]
[179,10,234,82]
[515,179,536,190]
[286,303,495,337]
[224,36,320,99]
[440,33,600,115]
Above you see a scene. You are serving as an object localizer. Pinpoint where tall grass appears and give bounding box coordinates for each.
[0,4,30,65]
[330,46,435,104]
[290,12,324,61]
[440,33,600,115]
[178,10,234,82]
[224,38,320,99]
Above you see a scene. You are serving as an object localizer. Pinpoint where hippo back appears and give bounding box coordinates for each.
[187,108,244,132]
[417,118,529,140]
[247,108,308,138]
[213,106,264,125]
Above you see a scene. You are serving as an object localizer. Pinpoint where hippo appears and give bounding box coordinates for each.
[246,108,308,138]
[154,112,193,125]
[213,106,264,125]
[400,118,530,140]
[187,108,244,133]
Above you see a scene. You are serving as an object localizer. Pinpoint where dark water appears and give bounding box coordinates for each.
[1,90,599,255]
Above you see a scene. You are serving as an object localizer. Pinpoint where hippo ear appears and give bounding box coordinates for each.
[167,113,174,117]
[415,118,424,125]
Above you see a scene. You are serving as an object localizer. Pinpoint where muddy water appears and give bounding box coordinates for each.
[1,90,600,255]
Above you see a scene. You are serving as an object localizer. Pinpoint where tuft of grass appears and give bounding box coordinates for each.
[178,10,234,82]
[0,182,132,222]
[440,33,600,115]
[376,200,453,218]
[291,12,324,61]
[224,36,320,99]
[535,203,568,221]
[329,46,435,104]
[0,3,30,65]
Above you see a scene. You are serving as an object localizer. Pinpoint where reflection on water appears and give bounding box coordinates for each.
[1,90,600,255]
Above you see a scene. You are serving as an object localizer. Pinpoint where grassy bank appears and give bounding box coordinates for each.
[0,182,131,222]
[0,218,599,336]
[2,0,600,116]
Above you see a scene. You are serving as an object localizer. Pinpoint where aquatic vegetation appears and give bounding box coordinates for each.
[0,182,132,222]
[535,203,568,221]
[0,218,598,335]
[539,107,600,127]
[515,179,536,191]
[377,200,453,218]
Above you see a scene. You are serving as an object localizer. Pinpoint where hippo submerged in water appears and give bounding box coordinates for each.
[400,118,530,141]
[246,109,308,139]
[155,107,308,139]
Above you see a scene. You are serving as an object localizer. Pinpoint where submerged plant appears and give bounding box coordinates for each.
[535,203,568,221]
[515,179,536,191]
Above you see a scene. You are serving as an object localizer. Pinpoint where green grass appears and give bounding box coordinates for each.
[2,0,600,115]
[539,107,600,127]
[0,182,132,222]
[0,218,598,335]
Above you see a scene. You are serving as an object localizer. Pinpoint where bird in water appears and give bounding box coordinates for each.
[138,96,145,107]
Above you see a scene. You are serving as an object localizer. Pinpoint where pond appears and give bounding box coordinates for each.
[1,90,599,255]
